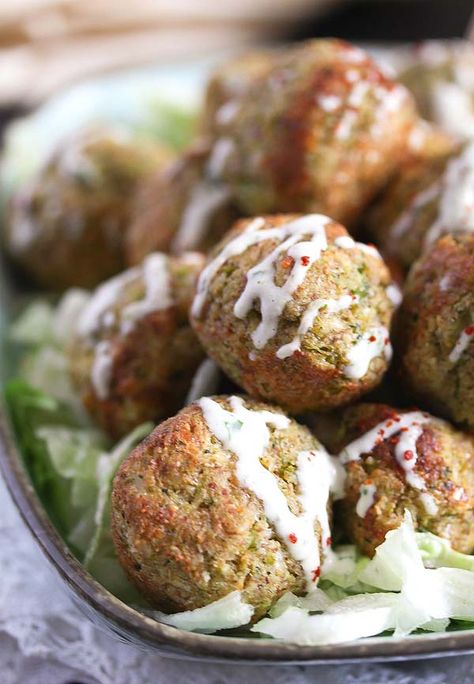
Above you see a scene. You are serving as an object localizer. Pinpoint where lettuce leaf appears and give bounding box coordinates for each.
[153,592,254,634]
[4,379,151,600]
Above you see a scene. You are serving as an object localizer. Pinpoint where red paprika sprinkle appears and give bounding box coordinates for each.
[404,450,414,461]
[326,537,332,547]
[312,567,321,581]
[465,326,474,335]
[300,255,310,266]
[288,533,298,544]
[368,335,376,342]
[281,256,294,269]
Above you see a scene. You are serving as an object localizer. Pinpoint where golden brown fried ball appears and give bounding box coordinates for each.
[396,234,474,430]
[68,251,205,439]
[4,128,172,290]
[111,395,332,618]
[191,213,398,414]
[204,39,418,228]
[126,142,239,265]
[334,403,474,556]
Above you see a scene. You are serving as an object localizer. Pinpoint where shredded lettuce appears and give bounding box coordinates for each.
[9,291,90,416]
[249,512,474,644]
[4,378,151,601]
[253,594,398,645]
[153,592,254,634]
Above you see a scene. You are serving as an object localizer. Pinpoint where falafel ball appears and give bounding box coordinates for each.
[68,251,205,440]
[397,233,474,431]
[204,39,418,228]
[200,48,277,134]
[111,394,341,617]
[365,120,458,270]
[191,213,399,414]
[399,40,474,140]
[333,402,474,557]
[126,142,239,265]
[3,127,172,291]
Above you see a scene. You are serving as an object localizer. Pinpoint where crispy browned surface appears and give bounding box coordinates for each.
[69,253,206,439]
[111,395,325,618]
[333,403,474,556]
[396,234,474,429]
[3,130,172,291]
[366,123,459,270]
[126,142,240,265]
[191,214,395,414]
[205,39,418,229]
[201,49,277,135]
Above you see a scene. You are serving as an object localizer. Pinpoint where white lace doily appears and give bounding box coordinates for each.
[1,472,474,684]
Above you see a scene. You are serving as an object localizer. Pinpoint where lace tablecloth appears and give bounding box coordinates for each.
[1,473,474,684]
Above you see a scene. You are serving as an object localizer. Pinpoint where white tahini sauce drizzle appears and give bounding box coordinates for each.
[356,481,377,518]
[424,142,474,247]
[317,94,342,112]
[198,395,343,590]
[233,217,329,350]
[91,340,114,400]
[386,284,403,307]
[78,253,172,399]
[333,235,382,259]
[192,214,331,332]
[339,411,439,514]
[77,268,141,337]
[419,492,439,516]
[344,327,392,379]
[389,182,440,240]
[276,295,357,360]
[171,182,230,253]
[448,325,474,364]
[207,138,235,180]
[120,253,171,333]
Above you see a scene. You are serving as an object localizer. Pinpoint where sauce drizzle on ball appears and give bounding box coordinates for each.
[198,395,344,591]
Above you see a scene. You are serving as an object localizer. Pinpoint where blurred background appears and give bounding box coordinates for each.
[0,0,473,111]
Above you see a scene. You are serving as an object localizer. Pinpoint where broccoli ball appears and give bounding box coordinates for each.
[397,233,474,430]
[191,214,398,414]
[204,39,418,228]
[399,40,474,140]
[68,251,205,439]
[334,403,474,557]
[126,142,239,265]
[3,128,172,291]
[366,121,458,270]
[111,394,342,617]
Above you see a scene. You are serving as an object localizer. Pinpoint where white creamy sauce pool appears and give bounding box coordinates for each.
[339,411,438,515]
[449,325,474,364]
[78,253,172,400]
[356,481,377,518]
[198,395,344,590]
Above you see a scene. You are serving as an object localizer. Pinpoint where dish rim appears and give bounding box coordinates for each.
[3,405,474,664]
